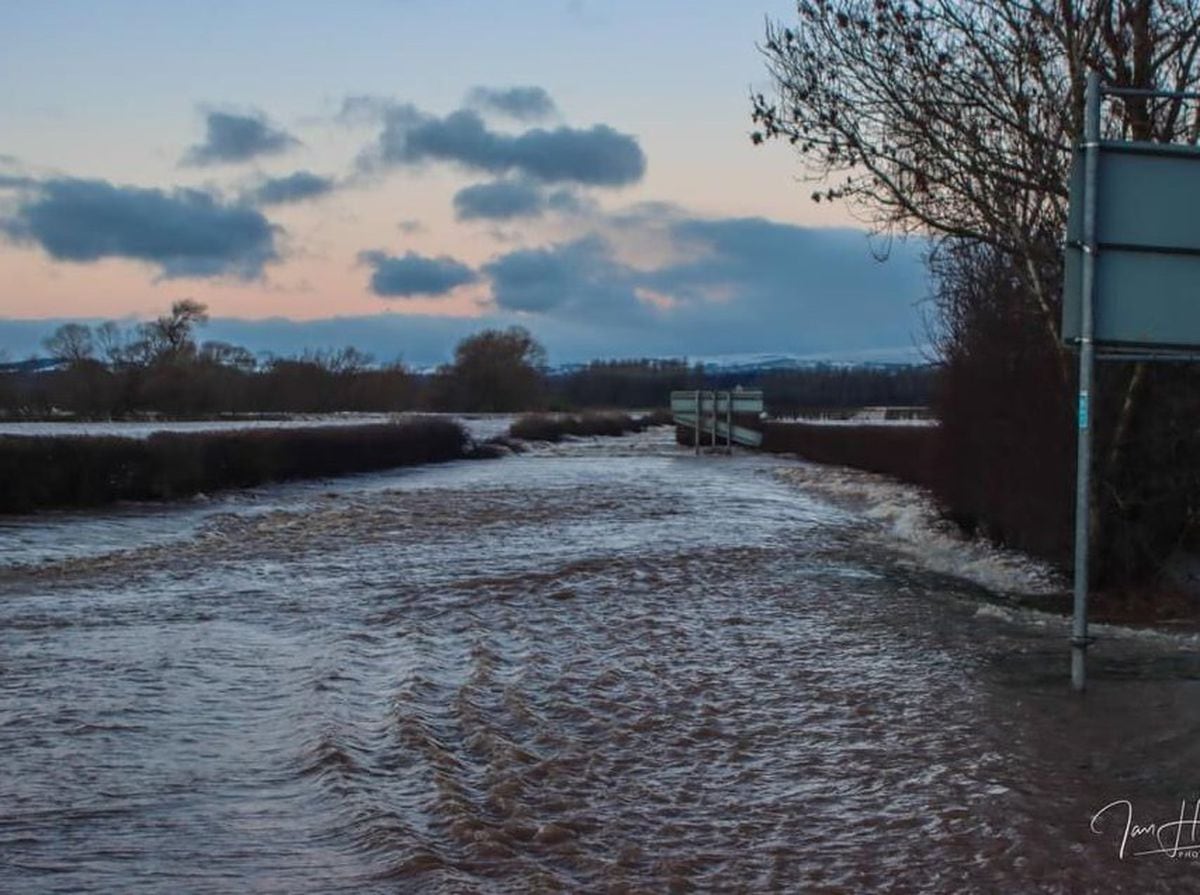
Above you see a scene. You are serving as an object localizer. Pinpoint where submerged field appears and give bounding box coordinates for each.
[2,428,1197,892]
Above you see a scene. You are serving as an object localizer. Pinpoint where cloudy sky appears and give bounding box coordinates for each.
[0,0,929,366]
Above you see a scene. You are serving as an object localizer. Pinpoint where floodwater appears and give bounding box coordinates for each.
[2,428,1199,893]
[0,413,514,441]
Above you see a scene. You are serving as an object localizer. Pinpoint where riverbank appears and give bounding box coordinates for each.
[761,419,939,484]
[1012,582,1200,627]
[765,432,1200,629]
[0,417,476,513]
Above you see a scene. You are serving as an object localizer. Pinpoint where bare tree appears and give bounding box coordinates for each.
[312,346,374,375]
[92,321,129,367]
[199,341,257,372]
[142,299,210,363]
[42,323,95,364]
[752,0,1200,361]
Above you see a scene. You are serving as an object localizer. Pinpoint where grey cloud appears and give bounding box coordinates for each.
[453,180,544,220]
[483,236,642,316]
[183,110,300,166]
[372,105,645,186]
[483,243,577,312]
[359,249,477,298]
[500,125,645,185]
[1,177,279,279]
[453,178,591,221]
[654,218,911,300]
[466,86,558,121]
[245,171,336,206]
[545,188,592,215]
[478,214,928,356]
[641,217,927,353]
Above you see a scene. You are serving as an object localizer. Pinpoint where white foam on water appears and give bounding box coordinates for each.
[973,600,1200,647]
[775,461,1066,597]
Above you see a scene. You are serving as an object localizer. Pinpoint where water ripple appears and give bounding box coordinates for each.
[1,429,1197,892]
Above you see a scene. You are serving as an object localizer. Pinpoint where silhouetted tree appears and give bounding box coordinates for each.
[42,323,95,364]
[436,327,547,411]
[198,341,257,373]
[140,299,209,364]
[93,321,133,367]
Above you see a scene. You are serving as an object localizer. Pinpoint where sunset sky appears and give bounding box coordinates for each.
[0,0,929,366]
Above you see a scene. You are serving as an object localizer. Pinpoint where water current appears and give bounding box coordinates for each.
[3,426,1200,892]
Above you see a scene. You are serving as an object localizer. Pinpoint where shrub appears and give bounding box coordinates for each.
[508,411,662,442]
[758,422,940,489]
[0,417,470,513]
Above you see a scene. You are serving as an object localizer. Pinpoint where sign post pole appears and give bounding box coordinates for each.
[1071,71,1101,693]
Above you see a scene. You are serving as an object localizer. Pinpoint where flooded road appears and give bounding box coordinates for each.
[2,428,1199,892]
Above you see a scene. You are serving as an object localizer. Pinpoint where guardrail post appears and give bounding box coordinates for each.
[709,391,717,450]
[725,391,733,455]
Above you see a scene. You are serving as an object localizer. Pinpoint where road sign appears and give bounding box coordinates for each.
[669,391,765,415]
[1063,138,1200,349]
[1061,76,1200,692]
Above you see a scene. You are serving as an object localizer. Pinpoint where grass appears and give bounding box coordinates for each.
[0,417,471,513]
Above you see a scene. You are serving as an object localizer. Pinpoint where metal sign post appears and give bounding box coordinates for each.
[1062,76,1200,691]
[1071,71,1100,692]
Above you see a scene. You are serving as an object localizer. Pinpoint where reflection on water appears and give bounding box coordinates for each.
[2,428,1198,892]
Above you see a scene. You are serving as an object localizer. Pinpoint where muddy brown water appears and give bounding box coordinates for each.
[3,428,1200,893]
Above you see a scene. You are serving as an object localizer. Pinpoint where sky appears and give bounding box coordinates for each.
[0,0,931,367]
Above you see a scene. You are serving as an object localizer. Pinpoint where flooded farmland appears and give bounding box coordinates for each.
[3,427,1199,893]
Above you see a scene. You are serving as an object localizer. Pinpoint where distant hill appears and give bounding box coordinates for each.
[0,357,67,374]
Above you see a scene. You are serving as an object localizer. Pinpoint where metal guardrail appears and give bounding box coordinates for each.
[669,390,764,453]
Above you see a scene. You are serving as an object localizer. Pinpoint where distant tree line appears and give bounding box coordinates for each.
[2,301,418,417]
[550,358,934,413]
[712,366,935,416]
[0,301,933,418]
